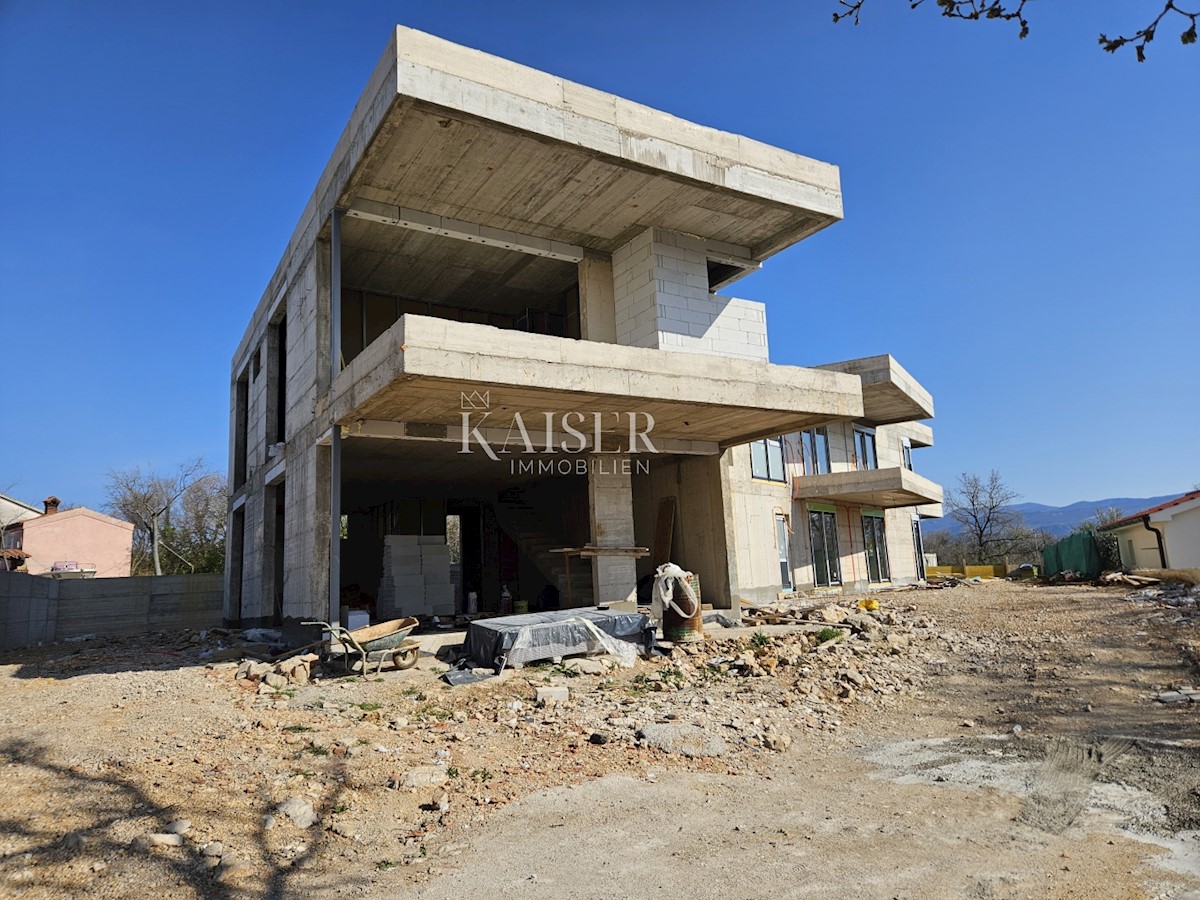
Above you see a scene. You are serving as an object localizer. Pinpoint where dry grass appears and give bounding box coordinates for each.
[1132,567,1200,586]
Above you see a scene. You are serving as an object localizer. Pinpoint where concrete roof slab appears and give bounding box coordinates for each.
[814,355,934,425]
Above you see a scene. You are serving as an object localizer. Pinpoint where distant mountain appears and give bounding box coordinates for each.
[924,495,1183,538]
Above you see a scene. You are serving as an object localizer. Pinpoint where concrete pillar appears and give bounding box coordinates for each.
[279,440,331,624]
[578,257,617,343]
[587,455,637,605]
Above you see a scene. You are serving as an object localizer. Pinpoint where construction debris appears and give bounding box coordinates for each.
[1102,572,1163,588]
[236,653,320,690]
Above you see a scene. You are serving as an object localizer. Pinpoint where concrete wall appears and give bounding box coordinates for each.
[18,509,134,578]
[0,571,224,651]
[1164,505,1200,568]
[1113,523,1163,570]
[227,246,330,625]
[633,454,737,611]
[722,421,931,600]
[611,227,768,362]
[1113,505,1200,570]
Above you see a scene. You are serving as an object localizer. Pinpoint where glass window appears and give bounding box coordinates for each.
[750,438,786,482]
[750,440,769,480]
[799,428,830,476]
[902,439,913,472]
[854,427,878,471]
[775,514,793,591]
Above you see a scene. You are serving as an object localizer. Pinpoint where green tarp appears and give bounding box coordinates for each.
[1041,531,1102,579]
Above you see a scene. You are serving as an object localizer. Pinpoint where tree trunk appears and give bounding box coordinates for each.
[151,515,163,576]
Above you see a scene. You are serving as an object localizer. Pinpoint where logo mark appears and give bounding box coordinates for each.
[460,390,490,411]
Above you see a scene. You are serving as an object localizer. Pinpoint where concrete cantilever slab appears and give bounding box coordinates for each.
[324,315,865,448]
[814,355,934,426]
[793,467,944,509]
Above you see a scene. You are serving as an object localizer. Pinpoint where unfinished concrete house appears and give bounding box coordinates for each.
[225,26,942,627]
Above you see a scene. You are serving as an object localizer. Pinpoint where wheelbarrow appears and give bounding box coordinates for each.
[302,617,421,675]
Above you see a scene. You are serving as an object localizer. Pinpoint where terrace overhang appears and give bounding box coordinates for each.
[814,355,933,426]
[793,468,944,509]
[324,315,864,449]
[340,26,842,258]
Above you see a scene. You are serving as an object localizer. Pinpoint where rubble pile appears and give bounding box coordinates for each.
[1125,582,1200,627]
[235,653,320,693]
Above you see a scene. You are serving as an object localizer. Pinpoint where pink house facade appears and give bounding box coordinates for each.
[2,498,135,578]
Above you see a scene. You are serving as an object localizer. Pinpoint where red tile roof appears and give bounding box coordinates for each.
[1100,490,1200,530]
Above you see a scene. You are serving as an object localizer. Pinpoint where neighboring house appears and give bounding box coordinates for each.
[2,497,135,577]
[0,492,40,529]
[225,27,941,626]
[0,492,41,572]
[1100,490,1200,570]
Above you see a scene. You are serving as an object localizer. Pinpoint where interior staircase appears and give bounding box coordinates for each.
[493,490,593,606]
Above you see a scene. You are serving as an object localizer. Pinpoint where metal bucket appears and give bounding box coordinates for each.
[662,573,704,643]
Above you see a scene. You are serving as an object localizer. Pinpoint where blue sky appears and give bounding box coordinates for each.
[1,0,1196,510]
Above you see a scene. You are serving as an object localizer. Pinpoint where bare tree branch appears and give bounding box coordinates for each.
[104,460,225,576]
[832,0,1198,60]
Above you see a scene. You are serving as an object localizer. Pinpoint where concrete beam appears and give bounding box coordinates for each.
[345,198,586,263]
[340,418,719,456]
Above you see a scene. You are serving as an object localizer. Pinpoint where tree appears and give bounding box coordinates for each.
[832,1,1198,62]
[945,470,1029,564]
[1074,505,1125,571]
[105,460,226,576]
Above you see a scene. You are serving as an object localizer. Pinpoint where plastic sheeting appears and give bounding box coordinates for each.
[464,608,654,670]
[1041,531,1102,579]
[650,562,699,624]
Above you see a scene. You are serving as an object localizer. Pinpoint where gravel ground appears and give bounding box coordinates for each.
[0,580,1197,898]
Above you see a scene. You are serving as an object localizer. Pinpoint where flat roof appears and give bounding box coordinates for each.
[236,27,844,367]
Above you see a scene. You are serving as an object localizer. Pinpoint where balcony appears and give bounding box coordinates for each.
[326,314,865,449]
[793,467,943,509]
[815,355,933,425]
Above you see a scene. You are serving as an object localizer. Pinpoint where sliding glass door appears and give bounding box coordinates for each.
[809,508,841,587]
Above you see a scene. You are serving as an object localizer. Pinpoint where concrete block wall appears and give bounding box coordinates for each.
[0,572,223,650]
[587,456,637,605]
[611,227,768,362]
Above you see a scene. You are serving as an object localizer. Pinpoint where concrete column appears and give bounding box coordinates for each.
[587,455,637,606]
[577,257,617,343]
[279,440,331,624]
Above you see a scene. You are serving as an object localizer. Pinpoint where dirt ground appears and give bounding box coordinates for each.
[0,581,1197,899]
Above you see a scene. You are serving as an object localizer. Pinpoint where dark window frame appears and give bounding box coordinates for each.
[750,437,787,482]
[862,512,891,583]
[799,427,831,476]
[854,426,878,471]
[809,507,841,587]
